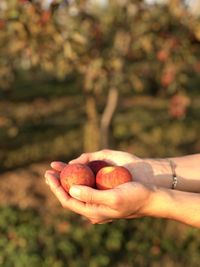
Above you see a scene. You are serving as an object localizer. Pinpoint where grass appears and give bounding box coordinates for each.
[0,205,199,267]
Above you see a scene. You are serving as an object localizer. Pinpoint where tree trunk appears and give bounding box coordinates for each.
[100,87,119,149]
[84,94,100,152]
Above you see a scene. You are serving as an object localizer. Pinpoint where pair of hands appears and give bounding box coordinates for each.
[45,149,156,224]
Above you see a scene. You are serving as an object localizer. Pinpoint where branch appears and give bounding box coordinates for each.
[100,87,119,148]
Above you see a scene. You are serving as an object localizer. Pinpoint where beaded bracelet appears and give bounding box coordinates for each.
[168,159,178,189]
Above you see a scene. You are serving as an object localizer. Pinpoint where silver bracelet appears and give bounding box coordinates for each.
[168,159,178,189]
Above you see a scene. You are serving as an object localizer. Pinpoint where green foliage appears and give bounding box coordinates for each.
[0,206,200,267]
[0,80,200,170]
[0,0,200,98]
[1,0,200,151]
[0,3,200,266]
[0,77,200,170]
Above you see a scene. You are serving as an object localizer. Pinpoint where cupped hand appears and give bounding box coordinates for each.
[44,149,170,223]
[44,168,153,224]
[49,149,156,185]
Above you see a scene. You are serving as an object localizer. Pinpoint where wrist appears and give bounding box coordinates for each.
[144,158,172,189]
[168,155,200,193]
[144,186,174,219]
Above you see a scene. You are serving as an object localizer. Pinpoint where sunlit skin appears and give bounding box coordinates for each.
[45,149,200,227]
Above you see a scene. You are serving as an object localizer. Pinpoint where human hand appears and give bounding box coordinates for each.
[49,149,169,186]
[71,149,173,187]
[44,168,154,224]
[46,148,171,197]
[44,149,171,223]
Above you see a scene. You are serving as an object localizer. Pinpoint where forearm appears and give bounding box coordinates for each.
[146,187,200,228]
[146,154,200,192]
[170,154,200,192]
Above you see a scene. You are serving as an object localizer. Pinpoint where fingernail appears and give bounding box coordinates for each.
[69,186,81,199]
[45,178,49,185]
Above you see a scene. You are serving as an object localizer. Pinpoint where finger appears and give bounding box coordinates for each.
[69,185,118,207]
[46,171,84,209]
[69,150,113,165]
[47,174,120,221]
[46,172,95,214]
[45,169,60,179]
[50,161,67,172]
[47,175,99,218]
[69,153,91,164]
[88,208,119,224]
[46,172,121,221]
[46,172,73,205]
[45,170,60,185]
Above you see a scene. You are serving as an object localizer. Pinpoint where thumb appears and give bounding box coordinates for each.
[69,185,116,206]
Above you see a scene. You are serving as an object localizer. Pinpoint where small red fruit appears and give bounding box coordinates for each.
[96,166,132,190]
[157,50,169,62]
[87,160,111,176]
[60,163,95,193]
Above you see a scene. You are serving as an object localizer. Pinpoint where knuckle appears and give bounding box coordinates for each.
[88,211,101,223]
[80,188,93,204]
[90,219,99,225]
[61,201,67,209]
[86,192,94,204]
[90,210,98,219]
[80,152,90,162]
[102,149,110,154]
[53,183,60,194]
[111,194,121,209]
[90,216,102,224]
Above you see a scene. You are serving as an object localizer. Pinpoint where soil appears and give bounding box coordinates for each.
[0,162,63,215]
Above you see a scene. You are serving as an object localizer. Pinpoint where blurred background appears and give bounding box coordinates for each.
[0,0,200,266]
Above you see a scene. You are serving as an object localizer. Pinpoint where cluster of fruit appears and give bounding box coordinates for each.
[60,160,132,192]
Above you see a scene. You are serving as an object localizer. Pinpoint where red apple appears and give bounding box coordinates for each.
[87,160,111,176]
[96,166,132,190]
[60,163,95,193]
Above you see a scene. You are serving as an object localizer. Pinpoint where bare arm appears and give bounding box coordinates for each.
[146,187,200,228]
[147,154,200,192]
